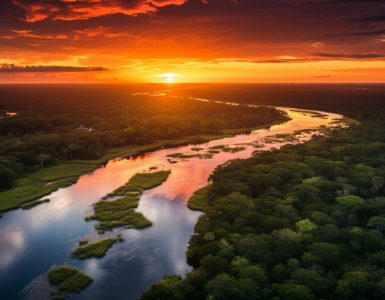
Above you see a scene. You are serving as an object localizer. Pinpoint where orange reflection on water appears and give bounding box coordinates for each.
[0,106,345,300]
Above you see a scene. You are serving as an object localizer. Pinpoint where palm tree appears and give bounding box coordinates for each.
[37,153,50,168]
[67,144,80,159]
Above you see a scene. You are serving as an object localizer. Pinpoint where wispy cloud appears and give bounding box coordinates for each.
[12,29,68,39]
[312,52,385,59]
[73,26,128,38]
[333,29,385,36]
[0,64,107,72]
[349,14,385,23]
[12,0,188,22]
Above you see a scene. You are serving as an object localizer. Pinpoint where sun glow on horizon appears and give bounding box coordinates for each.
[156,72,180,83]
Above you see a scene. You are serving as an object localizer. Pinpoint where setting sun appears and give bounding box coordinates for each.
[156,73,180,83]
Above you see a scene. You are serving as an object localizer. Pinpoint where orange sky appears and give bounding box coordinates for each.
[1,0,385,83]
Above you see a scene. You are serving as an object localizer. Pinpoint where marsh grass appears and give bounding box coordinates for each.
[264,133,300,143]
[104,171,171,198]
[48,265,92,294]
[21,198,50,210]
[121,170,171,191]
[166,153,196,159]
[0,133,231,213]
[0,120,284,214]
[208,149,221,154]
[78,240,88,246]
[222,146,246,153]
[168,144,246,161]
[72,237,123,259]
[187,186,210,211]
[209,145,227,150]
[88,171,170,231]
[210,144,246,153]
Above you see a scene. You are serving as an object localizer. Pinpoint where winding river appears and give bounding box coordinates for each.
[0,98,343,299]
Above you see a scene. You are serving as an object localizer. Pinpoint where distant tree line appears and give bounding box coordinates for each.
[0,91,288,190]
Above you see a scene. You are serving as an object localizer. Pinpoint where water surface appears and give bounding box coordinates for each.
[0,104,343,300]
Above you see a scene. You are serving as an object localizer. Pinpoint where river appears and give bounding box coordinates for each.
[0,100,343,299]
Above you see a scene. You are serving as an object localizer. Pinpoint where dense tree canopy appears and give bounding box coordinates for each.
[143,103,385,299]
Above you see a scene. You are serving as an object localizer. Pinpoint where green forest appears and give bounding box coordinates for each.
[0,89,287,192]
[142,92,385,300]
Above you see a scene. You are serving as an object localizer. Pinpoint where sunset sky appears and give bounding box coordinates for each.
[1,0,385,83]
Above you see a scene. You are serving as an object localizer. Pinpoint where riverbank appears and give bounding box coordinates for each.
[142,110,385,300]
[0,122,285,213]
[1,105,344,300]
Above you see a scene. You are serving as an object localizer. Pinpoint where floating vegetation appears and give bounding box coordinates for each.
[264,133,300,143]
[253,143,264,149]
[293,128,318,136]
[72,236,123,259]
[222,146,246,153]
[199,153,215,159]
[167,152,214,160]
[48,265,92,297]
[331,117,359,126]
[290,109,328,118]
[208,149,221,154]
[21,198,50,210]
[167,144,247,162]
[167,158,178,164]
[166,153,197,159]
[209,144,245,153]
[87,171,171,231]
[235,142,254,146]
[209,145,227,150]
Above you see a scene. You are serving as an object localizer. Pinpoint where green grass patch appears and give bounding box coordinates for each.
[167,152,215,159]
[187,186,210,211]
[264,133,300,143]
[209,145,227,150]
[104,170,171,198]
[168,144,247,161]
[78,240,88,246]
[222,146,246,153]
[88,195,144,231]
[72,237,123,259]
[166,153,196,159]
[0,176,78,213]
[118,170,171,192]
[0,122,282,214]
[331,117,360,126]
[21,198,50,210]
[88,170,170,231]
[48,265,92,294]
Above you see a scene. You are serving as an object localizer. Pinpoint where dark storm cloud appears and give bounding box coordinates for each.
[0,64,107,72]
